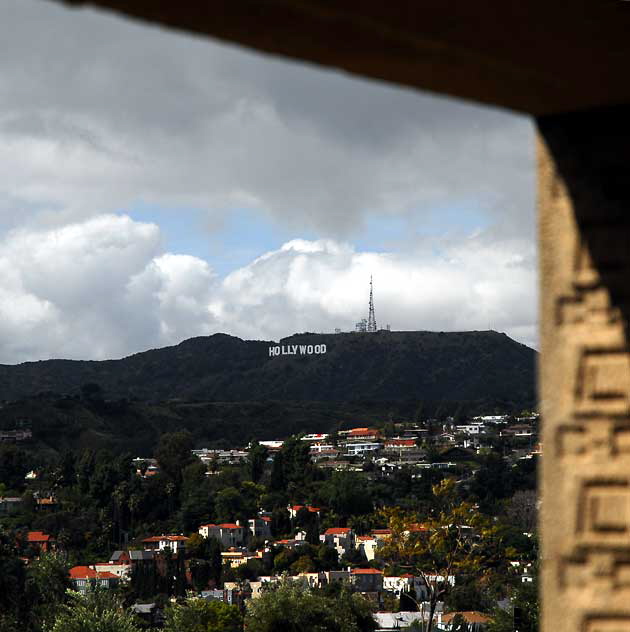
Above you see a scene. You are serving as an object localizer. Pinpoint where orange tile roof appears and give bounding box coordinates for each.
[69,566,119,580]
[441,611,491,624]
[351,568,383,574]
[27,531,51,542]
[219,523,242,529]
[324,527,351,535]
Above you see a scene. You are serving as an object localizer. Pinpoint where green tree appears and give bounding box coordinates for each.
[379,479,499,632]
[155,431,197,488]
[245,579,376,632]
[25,552,71,630]
[163,598,242,632]
[0,444,29,491]
[49,589,141,632]
[487,575,538,632]
[248,441,268,483]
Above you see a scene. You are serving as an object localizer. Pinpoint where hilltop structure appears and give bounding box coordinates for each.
[356,276,380,333]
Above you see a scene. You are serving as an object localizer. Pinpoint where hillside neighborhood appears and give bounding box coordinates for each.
[1,410,539,631]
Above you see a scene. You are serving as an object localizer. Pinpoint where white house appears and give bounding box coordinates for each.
[320,527,355,556]
[199,523,245,548]
[141,534,188,554]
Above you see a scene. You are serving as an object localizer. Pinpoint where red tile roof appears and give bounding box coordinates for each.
[351,568,383,574]
[348,428,379,436]
[69,566,118,580]
[219,523,242,530]
[142,534,189,542]
[371,529,392,535]
[385,439,416,447]
[27,531,51,542]
[324,527,352,535]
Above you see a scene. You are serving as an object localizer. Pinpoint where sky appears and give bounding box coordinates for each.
[0,0,537,363]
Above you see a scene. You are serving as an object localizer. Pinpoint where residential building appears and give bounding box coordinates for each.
[355,535,379,561]
[27,530,54,554]
[345,442,382,457]
[248,517,272,539]
[288,504,321,519]
[142,534,188,554]
[199,523,245,547]
[0,497,23,515]
[437,611,491,631]
[69,566,120,593]
[340,427,381,441]
[320,527,355,556]
[350,568,383,593]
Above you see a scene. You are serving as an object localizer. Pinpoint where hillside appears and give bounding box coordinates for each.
[0,330,536,407]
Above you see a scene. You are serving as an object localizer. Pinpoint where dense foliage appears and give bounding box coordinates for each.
[0,330,536,406]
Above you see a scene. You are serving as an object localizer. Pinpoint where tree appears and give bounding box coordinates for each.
[25,552,71,630]
[506,490,537,533]
[163,598,242,632]
[247,441,268,483]
[487,574,538,632]
[49,589,141,632]
[244,578,376,632]
[325,472,373,519]
[155,431,197,488]
[0,444,29,491]
[379,479,499,632]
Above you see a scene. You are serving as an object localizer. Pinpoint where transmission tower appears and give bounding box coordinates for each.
[367,276,377,332]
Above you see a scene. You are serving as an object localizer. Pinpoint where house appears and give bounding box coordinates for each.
[301,433,330,442]
[374,611,426,630]
[371,529,392,541]
[384,438,417,451]
[142,534,188,554]
[129,603,164,628]
[455,423,487,436]
[100,550,155,579]
[288,504,321,519]
[199,523,245,547]
[221,548,265,568]
[27,530,54,554]
[350,568,383,593]
[0,497,23,515]
[320,527,355,556]
[248,517,272,539]
[355,535,380,561]
[36,497,57,511]
[345,442,383,457]
[69,566,120,593]
[383,575,429,602]
[437,611,491,631]
[110,549,154,566]
[340,428,381,441]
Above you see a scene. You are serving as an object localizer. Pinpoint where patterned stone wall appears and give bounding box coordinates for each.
[538,107,630,631]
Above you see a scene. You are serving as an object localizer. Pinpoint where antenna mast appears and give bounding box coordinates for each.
[367,276,377,332]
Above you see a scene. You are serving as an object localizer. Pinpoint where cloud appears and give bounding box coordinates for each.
[0,0,534,239]
[0,215,536,363]
[0,1,537,362]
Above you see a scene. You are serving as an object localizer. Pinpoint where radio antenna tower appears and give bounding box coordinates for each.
[367,276,377,332]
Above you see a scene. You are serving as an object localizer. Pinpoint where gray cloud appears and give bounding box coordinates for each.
[1,0,534,237]
[0,0,537,361]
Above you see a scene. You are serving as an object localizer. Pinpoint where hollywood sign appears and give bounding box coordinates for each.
[269,343,327,357]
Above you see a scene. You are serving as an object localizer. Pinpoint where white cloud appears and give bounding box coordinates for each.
[0,215,537,363]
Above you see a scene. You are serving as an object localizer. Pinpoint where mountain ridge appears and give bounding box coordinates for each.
[0,330,536,407]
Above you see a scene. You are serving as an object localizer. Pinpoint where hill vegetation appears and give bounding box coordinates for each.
[0,330,536,405]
